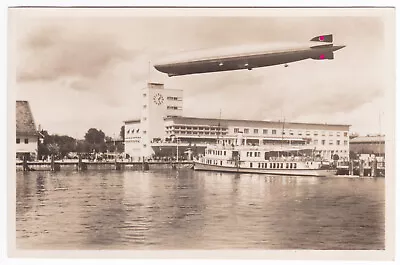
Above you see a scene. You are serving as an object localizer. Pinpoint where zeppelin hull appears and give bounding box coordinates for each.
[193,162,337,177]
[154,45,343,77]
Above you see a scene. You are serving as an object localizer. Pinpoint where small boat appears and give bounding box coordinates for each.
[193,140,337,177]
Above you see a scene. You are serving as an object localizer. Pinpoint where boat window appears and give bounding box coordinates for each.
[281,163,284,169]
[294,163,297,169]
[290,163,293,169]
[286,163,289,169]
[250,162,253,168]
[273,163,275,169]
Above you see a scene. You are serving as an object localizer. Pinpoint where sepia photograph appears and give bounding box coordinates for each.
[6,6,396,261]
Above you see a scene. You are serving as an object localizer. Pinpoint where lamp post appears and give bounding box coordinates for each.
[176,138,179,162]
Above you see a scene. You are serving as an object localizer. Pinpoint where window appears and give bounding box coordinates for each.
[167,106,179,110]
[314,131,318,136]
[298,131,303,136]
[322,131,326,136]
[322,140,326,145]
[263,129,268,134]
[329,140,333,145]
[329,131,333,136]
[143,104,147,109]
[313,140,318,145]
[344,132,348,137]
[16,138,20,144]
[290,130,294,136]
[250,162,253,168]
[24,138,29,144]
[272,129,277,135]
[306,131,310,136]
[254,129,258,134]
[143,93,147,97]
[337,140,340,145]
[234,128,239,133]
[344,140,348,145]
[244,128,249,134]
[337,132,341,137]
[282,130,285,135]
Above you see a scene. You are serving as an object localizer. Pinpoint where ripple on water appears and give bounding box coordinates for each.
[15,170,385,250]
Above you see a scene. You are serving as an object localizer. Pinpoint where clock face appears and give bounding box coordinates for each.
[153,93,164,105]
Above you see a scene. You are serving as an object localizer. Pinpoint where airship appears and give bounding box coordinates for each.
[154,34,345,77]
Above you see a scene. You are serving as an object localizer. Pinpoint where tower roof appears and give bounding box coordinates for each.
[16,101,38,136]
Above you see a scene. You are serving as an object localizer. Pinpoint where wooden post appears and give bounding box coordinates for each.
[22,154,28,172]
[50,154,55,171]
[349,160,354,176]
[78,154,82,171]
[371,158,378,177]
[359,159,364,177]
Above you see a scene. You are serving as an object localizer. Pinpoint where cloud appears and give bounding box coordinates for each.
[17,26,136,83]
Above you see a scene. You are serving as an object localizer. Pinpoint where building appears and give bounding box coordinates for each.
[16,101,39,160]
[124,83,350,161]
[350,135,385,157]
[124,83,183,159]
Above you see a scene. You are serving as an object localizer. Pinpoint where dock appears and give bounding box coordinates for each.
[17,157,194,172]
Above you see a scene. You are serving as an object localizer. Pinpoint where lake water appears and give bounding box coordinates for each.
[16,169,385,250]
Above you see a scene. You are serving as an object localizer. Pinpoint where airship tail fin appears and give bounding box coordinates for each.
[310,34,333,43]
[312,51,334,60]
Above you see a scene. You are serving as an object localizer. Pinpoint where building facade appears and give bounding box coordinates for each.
[124,83,350,161]
[350,135,385,157]
[16,101,39,160]
[124,83,183,160]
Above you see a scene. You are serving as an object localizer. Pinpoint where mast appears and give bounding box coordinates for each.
[217,109,221,143]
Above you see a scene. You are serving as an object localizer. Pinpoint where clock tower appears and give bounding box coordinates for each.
[139,82,183,158]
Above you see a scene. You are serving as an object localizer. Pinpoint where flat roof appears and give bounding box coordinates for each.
[124,119,141,124]
[350,135,385,143]
[164,116,351,128]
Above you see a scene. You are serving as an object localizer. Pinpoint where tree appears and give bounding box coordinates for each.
[84,128,105,145]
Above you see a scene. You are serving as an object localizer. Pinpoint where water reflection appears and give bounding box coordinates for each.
[16,170,385,250]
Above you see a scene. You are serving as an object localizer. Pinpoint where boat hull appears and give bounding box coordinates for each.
[193,162,336,177]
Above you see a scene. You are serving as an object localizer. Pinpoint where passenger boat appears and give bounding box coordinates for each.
[193,135,337,177]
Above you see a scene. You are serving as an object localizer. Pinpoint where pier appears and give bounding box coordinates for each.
[17,158,194,172]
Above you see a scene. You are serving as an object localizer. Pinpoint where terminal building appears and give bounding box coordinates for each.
[124,83,350,161]
[350,135,385,157]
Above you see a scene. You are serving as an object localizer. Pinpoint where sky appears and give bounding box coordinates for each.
[10,8,394,139]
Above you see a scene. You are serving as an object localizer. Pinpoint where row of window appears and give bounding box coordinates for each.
[246,151,261,157]
[233,128,348,137]
[256,162,297,169]
[16,138,29,144]
[142,93,181,100]
[316,140,348,145]
[126,128,140,134]
[206,150,227,156]
[167,106,182,110]
[206,159,223,166]
[166,131,227,136]
[167,126,227,131]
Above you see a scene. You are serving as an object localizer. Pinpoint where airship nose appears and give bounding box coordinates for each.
[333,45,346,51]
